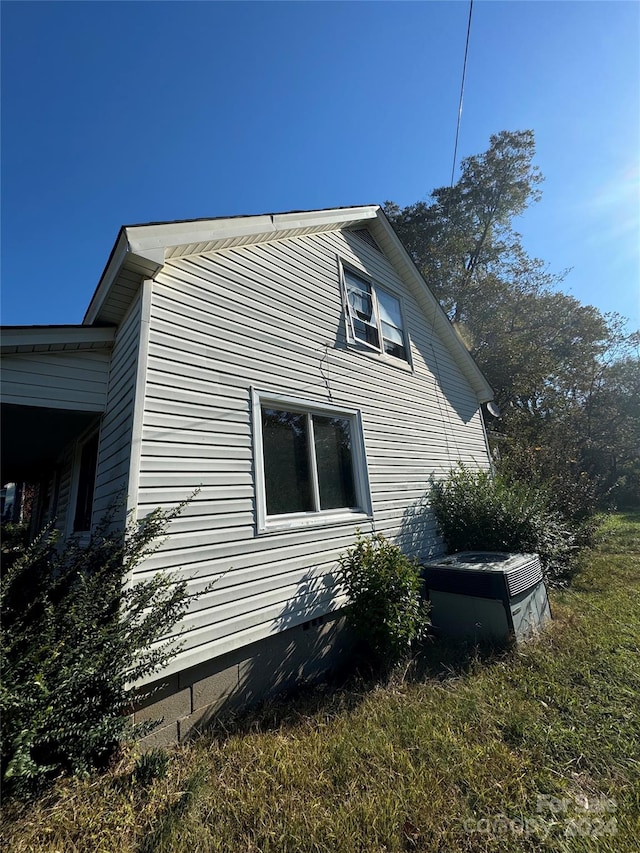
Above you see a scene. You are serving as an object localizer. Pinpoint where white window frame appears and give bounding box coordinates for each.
[251,388,373,534]
[66,426,100,541]
[340,261,412,367]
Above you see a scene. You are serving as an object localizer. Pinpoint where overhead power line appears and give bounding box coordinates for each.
[450,0,474,187]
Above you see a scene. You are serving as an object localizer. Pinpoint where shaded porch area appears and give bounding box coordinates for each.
[1,324,114,534]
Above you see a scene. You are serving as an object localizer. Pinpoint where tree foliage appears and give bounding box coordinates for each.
[385,130,639,512]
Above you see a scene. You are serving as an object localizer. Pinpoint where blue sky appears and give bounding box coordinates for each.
[1,1,638,329]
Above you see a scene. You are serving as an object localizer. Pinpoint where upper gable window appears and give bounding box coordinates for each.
[343,268,408,362]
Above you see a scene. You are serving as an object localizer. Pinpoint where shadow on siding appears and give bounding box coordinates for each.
[397,492,443,564]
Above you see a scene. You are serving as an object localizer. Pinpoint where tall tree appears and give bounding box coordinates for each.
[385,131,639,512]
[385,130,543,321]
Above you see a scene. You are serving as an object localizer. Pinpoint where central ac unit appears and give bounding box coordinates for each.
[422,551,551,643]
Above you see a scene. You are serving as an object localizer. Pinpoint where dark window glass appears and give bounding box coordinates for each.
[353,318,381,349]
[313,415,357,510]
[382,334,407,361]
[73,432,99,532]
[261,408,313,515]
[345,271,380,349]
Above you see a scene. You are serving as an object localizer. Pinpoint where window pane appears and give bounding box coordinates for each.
[378,290,407,360]
[381,320,403,345]
[313,415,357,510]
[73,432,99,532]
[353,318,380,348]
[261,408,313,515]
[376,289,403,328]
[382,337,407,360]
[345,272,381,348]
[345,270,371,308]
[347,286,372,322]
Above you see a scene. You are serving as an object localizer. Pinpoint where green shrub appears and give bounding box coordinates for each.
[337,532,429,668]
[429,465,581,584]
[0,521,30,566]
[0,506,195,800]
[494,441,599,523]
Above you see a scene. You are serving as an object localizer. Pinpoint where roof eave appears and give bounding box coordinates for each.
[1,324,116,354]
[82,231,164,326]
[125,205,379,256]
[82,206,380,326]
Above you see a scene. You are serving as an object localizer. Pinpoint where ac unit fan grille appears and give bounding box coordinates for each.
[423,552,544,599]
[506,556,543,597]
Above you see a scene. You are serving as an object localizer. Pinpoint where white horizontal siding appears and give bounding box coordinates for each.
[92,291,142,529]
[136,228,491,679]
[1,350,111,411]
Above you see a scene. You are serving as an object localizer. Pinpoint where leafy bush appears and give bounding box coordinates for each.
[429,465,582,584]
[0,521,30,566]
[0,506,195,800]
[493,439,599,523]
[337,532,429,667]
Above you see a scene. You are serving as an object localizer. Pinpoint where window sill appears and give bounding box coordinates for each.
[257,508,372,535]
[345,340,414,373]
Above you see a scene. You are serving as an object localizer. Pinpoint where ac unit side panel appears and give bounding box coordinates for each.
[423,552,544,598]
[505,556,543,597]
[428,590,511,640]
[509,580,551,641]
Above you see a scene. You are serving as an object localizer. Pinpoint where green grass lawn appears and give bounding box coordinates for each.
[2,512,639,852]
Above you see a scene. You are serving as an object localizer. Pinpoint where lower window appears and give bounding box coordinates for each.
[253,391,371,531]
[73,431,99,533]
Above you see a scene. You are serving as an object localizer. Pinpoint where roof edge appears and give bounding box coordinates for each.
[370,209,494,404]
[82,206,380,326]
[125,205,379,255]
[1,324,116,352]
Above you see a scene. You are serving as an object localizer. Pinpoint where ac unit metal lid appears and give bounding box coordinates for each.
[424,552,543,597]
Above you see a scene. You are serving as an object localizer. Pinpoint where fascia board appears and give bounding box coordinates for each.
[1,325,116,352]
[83,232,164,326]
[82,230,130,325]
[271,206,378,231]
[124,206,379,255]
[370,210,494,404]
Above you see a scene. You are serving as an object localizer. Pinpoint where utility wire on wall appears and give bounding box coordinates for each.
[450,0,474,187]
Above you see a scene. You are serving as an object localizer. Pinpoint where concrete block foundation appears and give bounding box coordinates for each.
[134,610,354,748]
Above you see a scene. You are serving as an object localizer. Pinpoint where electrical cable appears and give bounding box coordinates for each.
[450,0,474,187]
[427,0,475,465]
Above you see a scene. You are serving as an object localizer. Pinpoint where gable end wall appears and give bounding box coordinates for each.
[133,229,491,678]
